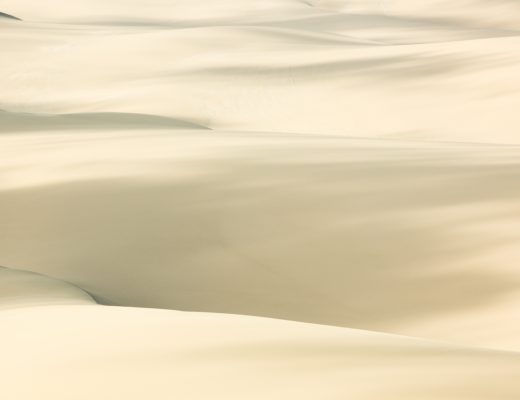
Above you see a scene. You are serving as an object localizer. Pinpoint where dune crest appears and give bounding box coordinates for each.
[0,267,95,309]
[0,11,20,20]
[3,304,520,399]
[0,110,209,132]
[2,0,520,398]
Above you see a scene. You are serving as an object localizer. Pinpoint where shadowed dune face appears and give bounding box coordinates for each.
[385,1,520,29]
[0,110,209,132]
[3,305,520,400]
[2,131,520,349]
[3,0,520,398]
[0,11,20,20]
[0,266,95,309]
[1,15,520,142]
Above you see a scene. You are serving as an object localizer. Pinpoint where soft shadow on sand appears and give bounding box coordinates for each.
[0,266,95,309]
[0,11,20,20]
[2,133,520,348]
[0,110,209,132]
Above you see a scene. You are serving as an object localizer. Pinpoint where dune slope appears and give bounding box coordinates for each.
[2,130,520,351]
[2,1,520,398]
[0,11,19,20]
[0,266,95,309]
[1,274,520,400]
[1,1,520,142]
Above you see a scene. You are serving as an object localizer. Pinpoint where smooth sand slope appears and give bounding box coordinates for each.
[0,11,18,20]
[0,266,95,309]
[3,130,520,351]
[2,0,520,398]
[2,0,520,142]
[0,110,208,132]
[2,268,520,400]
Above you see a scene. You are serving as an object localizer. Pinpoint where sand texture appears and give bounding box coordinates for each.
[2,1,520,398]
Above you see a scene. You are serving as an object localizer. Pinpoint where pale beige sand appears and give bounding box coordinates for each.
[2,1,520,142]
[2,0,520,398]
[4,304,520,400]
[2,130,520,352]
[2,269,520,400]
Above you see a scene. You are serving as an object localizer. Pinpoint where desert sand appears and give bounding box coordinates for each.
[3,267,520,400]
[2,1,520,398]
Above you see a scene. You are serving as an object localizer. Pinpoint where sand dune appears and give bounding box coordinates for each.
[4,308,520,400]
[2,268,520,399]
[0,110,208,132]
[2,0,520,398]
[0,11,19,20]
[0,266,95,309]
[2,2,520,141]
[2,130,520,351]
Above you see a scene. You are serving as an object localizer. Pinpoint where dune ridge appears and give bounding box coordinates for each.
[0,266,95,309]
[1,13,520,142]
[0,110,209,132]
[2,0,520,398]
[3,130,520,351]
[2,267,520,399]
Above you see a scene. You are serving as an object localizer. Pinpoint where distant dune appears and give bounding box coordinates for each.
[2,1,520,399]
[2,1,520,142]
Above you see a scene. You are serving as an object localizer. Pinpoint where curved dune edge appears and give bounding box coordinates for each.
[0,266,96,309]
[0,110,209,132]
[2,1,520,398]
[2,1,520,143]
[2,130,520,351]
[3,266,520,398]
[2,303,520,399]
[0,11,20,20]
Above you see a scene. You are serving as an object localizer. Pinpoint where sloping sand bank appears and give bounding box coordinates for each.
[2,1,520,398]
[2,130,520,351]
[2,1,520,142]
[2,269,520,400]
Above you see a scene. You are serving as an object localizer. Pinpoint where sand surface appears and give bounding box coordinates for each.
[2,267,520,400]
[2,1,520,398]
